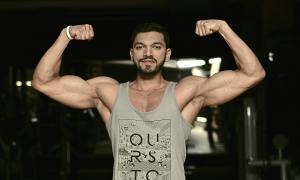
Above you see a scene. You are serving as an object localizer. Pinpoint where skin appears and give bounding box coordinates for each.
[32,20,266,125]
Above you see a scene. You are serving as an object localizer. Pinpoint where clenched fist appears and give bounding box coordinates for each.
[195,19,226,36]
[65,24,94,40]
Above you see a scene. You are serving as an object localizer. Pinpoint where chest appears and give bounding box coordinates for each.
[128,88,166,112]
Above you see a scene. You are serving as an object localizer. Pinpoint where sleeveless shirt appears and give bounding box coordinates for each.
[106,81,192,180]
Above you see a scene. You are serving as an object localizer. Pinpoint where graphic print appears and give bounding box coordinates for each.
[118,119,171,180]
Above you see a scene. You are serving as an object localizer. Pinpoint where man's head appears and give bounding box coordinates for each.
[130,22,171,75]
[131,22,170,48]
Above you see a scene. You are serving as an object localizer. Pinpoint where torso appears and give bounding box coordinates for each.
[95,79,204,124]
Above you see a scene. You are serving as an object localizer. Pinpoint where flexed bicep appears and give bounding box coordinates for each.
[200,70,256,106]
[33,75,100,109]
[176,72,247,111]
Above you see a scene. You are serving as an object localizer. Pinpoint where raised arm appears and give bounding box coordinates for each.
[32,24,118,111]
[176,19,266,122]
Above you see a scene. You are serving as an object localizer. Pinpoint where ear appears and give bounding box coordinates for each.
[165,48,172,61]
[130,48,133,61]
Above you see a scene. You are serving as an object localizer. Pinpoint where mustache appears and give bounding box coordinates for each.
[139,56,157,62]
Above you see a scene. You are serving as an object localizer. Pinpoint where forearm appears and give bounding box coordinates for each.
[33,28,70,85]
[218,21,265,77]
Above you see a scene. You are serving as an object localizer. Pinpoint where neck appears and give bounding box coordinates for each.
[132,71,167,91]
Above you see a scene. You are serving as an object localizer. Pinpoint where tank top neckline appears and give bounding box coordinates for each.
[125,81,173,114]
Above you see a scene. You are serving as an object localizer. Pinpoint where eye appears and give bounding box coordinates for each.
[135,45,144,50]
[153,45,162,49]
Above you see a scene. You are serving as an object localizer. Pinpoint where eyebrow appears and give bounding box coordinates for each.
[133,42,165,46]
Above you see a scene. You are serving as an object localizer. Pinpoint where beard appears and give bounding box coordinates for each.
[133,56,165,75]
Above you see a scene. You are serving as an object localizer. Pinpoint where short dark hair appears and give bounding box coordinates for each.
[131,22,170,48]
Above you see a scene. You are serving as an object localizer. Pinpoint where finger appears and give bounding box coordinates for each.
[81,25,87,40]
[195,21,200,36]
[200,21,206,36]
[84,24,90,40]
[83,24,94,40]
[82,25,87,39]
[196,21,203,36]
[195,24,199,36]
[81,28,86,40]
[78,27,85,40]
[89,25,94,40]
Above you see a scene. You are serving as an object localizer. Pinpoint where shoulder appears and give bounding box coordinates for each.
[176,75,207,91]
[87,76,119,86]
[85,76,120,98]
[173,76,207,109]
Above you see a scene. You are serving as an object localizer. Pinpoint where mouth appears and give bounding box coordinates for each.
[140,58,156,63]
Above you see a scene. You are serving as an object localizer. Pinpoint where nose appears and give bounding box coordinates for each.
[144,46,152,57]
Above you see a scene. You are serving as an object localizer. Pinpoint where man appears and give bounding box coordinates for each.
[32,19,265,180]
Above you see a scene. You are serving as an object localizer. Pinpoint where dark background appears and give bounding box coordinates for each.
[0,0,299,179]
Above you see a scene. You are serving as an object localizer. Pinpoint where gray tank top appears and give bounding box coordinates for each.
[106,81,192,180]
